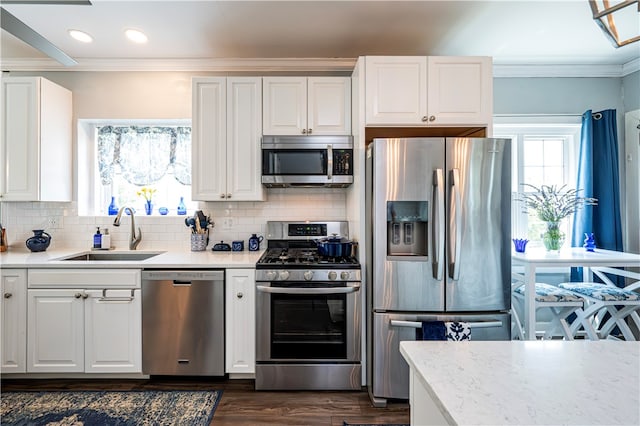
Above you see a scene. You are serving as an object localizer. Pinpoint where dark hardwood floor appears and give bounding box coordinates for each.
[1,377,410,425]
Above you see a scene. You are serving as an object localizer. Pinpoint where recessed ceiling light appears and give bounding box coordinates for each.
[68,29,93,43]
[124,29,148,44]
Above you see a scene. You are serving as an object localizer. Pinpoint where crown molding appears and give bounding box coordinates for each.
[493,59,639,78]
[0,57,358,73]
[2,56,638,77]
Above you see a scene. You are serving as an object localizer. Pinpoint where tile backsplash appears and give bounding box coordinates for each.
[0,189,347,251]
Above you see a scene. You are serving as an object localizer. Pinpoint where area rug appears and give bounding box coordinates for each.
[0,389,222,426]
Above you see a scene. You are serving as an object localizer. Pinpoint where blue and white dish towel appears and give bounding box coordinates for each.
[416,321,471,341]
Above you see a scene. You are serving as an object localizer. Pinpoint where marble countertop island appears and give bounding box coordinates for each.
[400,340,639,425]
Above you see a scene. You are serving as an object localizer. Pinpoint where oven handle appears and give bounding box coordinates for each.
[256,284,360,295]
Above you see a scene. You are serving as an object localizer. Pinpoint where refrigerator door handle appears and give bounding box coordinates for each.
[449,168,462,280]
[390,320,504,329]
[327,144,333,180]
[431,169,445,280]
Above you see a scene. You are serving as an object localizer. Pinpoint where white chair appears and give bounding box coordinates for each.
[511,278,599,340]
[558,267,640,341]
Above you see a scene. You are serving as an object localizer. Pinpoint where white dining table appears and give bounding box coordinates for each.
[511,247,640,340]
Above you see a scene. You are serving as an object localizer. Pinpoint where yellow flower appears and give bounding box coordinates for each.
[136,187,156,202]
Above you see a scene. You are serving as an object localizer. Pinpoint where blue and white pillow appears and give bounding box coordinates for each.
[558,282,640,302]
[514,283,583,303]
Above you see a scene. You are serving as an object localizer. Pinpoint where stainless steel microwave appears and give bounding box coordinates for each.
[261,135,353,188]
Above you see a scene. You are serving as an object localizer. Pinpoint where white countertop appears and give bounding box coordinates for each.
[0,247,264,269]
[400,340,640,426]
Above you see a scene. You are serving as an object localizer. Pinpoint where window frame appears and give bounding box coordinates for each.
[77,118,193,216]
[493,116,581,245]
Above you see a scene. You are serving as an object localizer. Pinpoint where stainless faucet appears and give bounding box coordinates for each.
[113,207,142,250]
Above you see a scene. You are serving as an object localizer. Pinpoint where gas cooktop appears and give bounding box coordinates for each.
[256,247,360,268]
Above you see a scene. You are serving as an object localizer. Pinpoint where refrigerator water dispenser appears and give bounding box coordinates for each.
[386,201,428,256]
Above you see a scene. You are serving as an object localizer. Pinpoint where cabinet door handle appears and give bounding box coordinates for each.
[82,293,89,299]
[220,193,226,199]
[3,292,12,299]
[227,193,231,199]
[75,293,83,299]
[301,128,307,134]
[307,128,312,134]
[421,116,428,122]
[236,292,243,299]
[429,115,436,122]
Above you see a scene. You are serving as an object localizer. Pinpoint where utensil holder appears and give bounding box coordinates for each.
[191,233,208,251]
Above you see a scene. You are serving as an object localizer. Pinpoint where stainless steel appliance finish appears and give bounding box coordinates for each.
[366,137,512,406]
[142,270,224,376]
[261,135,353,187]
[255,221,362,390]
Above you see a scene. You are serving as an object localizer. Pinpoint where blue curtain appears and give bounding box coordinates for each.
[571,109,623,284]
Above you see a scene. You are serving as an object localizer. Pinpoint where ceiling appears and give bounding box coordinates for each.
[1,0,639,76]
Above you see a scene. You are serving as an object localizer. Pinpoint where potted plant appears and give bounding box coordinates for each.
[518,184,597,251]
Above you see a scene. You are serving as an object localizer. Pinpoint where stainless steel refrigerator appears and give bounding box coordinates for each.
[365,137,512,407]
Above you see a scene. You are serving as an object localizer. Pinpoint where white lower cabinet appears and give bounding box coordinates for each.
[1,269,27,373]
[27,269,142,373]
[84,289,141,372]
[225,268,255,374]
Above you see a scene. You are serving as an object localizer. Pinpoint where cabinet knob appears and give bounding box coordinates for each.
[236,292,243,299]
[3,292,12,299]
[429,115,436,122]
[307,128,313,134]
[421,116,428,122]
[227,193,232,199]
[75,293,83,299]
[220,193,226,199]
[82,293,89,299]
[301,129,307,134]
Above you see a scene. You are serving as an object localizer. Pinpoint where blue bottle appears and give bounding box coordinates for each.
[108,196,119,215]
[177,197,187,215]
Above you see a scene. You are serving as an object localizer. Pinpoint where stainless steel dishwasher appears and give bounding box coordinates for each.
[142,270,224,376]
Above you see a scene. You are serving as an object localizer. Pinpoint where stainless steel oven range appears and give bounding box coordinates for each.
[255,221,361,390]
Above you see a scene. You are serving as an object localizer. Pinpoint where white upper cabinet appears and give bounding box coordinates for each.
[1,77,72,201]
[226,78,266,201]
[192,77,265,201]
[263,77,351,135]
[364,56,492,126]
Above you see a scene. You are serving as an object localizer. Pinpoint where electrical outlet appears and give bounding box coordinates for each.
[222,218,233,229]
[47,217,62,229]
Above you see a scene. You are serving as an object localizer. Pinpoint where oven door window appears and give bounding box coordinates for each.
[271,293,347,359]
[262,149,327,175]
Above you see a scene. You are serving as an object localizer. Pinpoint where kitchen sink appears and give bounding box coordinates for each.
[57,251,164,261]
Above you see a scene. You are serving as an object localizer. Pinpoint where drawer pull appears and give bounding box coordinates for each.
[98,289,135,302]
